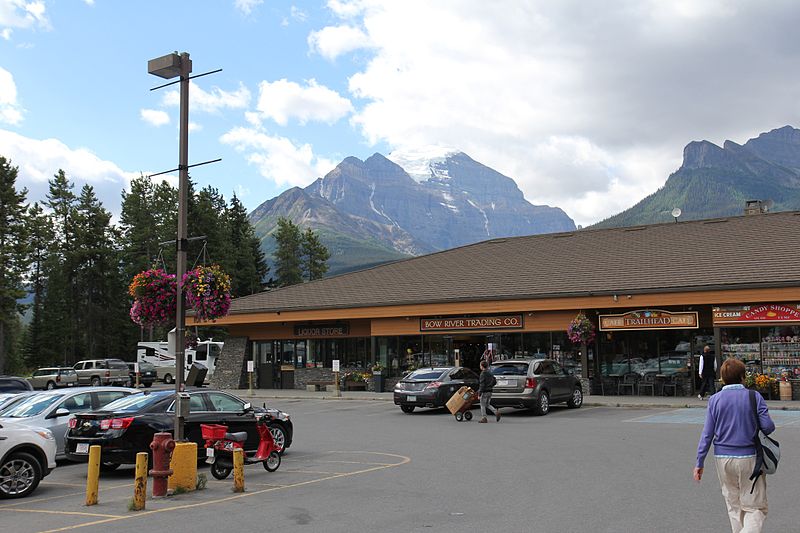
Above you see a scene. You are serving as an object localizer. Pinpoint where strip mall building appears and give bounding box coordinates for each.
[204,209,800,396]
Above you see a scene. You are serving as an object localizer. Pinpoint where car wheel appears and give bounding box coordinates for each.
[268,423,286,454]
[99,462,120,472]
[0,452,42,499]
[400,405,415,414]
[163,374,173,385]
[90,376,101,387]
[534,390,550,416]
[567,388,583,409]
[263,451,281,472]
[210,461,231,480]
[46,381,56,390]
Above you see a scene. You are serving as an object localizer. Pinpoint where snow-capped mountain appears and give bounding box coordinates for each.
[250,150,576,274]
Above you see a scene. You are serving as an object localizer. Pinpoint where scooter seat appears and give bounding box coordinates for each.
[224,432,248,443]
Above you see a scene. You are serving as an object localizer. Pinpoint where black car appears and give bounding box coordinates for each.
[64,389,293,468]
[393,367,479,413]
[127,362,157,388]
[0,376,34,393]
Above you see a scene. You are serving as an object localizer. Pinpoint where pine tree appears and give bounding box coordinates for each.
[301,227,330,281]
[0,157,30,373]
[23,202,53,368]
[273,217,303,287]
[226,194,268,296]
[189,185,233,272]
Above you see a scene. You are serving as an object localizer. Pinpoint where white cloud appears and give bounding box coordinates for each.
[163,82,251,114]
[83,0,94,5]
[0,66,24,125]
[0,128,139,216]
[234,0,262,16]
[255,78,353,126]
[140,108,170,127]
[188,121,202,132]
[1,28,10,39]
[322,0,800,226]
[290,6,307,23]
[220,126,336,188]
[0,0,50,34]
[308,25,371,61]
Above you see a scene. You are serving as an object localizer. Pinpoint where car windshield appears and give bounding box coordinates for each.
[138,362,156,371]
[405,369,446,380]
[1,394,62,418]
[490,363,530,376]
[102,391,171,413]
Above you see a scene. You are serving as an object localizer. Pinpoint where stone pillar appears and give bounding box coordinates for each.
[209,336,248,389]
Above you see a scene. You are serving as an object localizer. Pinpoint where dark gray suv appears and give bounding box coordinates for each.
[489,359,583,415]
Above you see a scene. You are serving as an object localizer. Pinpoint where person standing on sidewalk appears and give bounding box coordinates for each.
[698,345,718,400]
[694,358,775,533]
[477,360,500,423]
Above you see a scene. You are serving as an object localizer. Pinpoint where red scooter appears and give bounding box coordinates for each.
[201,412,281,480]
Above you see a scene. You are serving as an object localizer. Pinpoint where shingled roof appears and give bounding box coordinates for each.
[231,211,800,314]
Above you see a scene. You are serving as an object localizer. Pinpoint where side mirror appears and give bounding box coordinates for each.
[48,408,70,419]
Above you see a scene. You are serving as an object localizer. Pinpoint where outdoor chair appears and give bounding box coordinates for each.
[661,376,678,396]
[637,373,656,396]
[618,373,638,395]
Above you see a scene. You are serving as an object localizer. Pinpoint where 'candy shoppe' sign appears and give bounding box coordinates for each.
[712,304,800,325]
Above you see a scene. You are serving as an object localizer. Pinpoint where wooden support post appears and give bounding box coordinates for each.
[133,452,148,511]
[233,448,245,493]
[85,445,101,506]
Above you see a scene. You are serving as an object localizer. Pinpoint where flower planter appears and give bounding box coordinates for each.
[344,381,367,391]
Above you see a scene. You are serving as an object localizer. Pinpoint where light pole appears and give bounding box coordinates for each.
[148,52,192,440]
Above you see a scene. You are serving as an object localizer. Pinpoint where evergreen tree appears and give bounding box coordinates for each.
[226,194,268,296]
[189,185,233,272]
[273,217,303,287]
[23,202,53,368]
[0,157,30,373]
[301,227,330,282]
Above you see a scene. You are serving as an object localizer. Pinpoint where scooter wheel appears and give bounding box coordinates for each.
[263,451,281,472]
[464,411,473,421]
[210,461,232,480]
[455,412,464,422]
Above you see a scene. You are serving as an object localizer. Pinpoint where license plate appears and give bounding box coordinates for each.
[76,443,89,454]
[206,447,214,458]
[407,395,416,402]
[67,383,74,387]
[498,380,509,386]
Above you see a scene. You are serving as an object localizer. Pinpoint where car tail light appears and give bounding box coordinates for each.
[105,370,111,377]
[110,417,134,430]
[56,375,61,383]
[100,419,111,430]
[525,377,537,389]
[424,381,442,390]
[68,418,77,429]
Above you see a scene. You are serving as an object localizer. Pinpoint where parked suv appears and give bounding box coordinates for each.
[28,367,79,390]
[73,359,131,387]
[127,362,157,388]
[0,423,57,498]
[489,358,583,415]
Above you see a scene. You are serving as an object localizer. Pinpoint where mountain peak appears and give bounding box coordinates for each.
[387,146,461,183]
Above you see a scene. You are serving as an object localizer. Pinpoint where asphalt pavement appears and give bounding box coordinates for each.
[3,394,799,532]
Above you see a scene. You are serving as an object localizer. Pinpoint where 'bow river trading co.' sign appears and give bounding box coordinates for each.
[420,315,524,332]
[712,304,800,325]
[599,310,699,331]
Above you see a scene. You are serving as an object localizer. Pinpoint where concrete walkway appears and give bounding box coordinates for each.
[226,388,800,411]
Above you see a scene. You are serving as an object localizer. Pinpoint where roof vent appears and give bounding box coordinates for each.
[486,238,508,244]
[552,233,574,239]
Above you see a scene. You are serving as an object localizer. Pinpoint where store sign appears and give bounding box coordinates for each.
[599,310,699,331]
[293,324,349,337]
[712,304,800,325]
[420,315,524,331]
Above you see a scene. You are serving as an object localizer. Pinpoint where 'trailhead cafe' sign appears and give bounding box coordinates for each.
[712,304,800,325]
[420,315,524,332]
[294,324,350,337]
[599,309,699,331]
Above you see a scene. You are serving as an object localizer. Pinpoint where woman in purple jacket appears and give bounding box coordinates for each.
[694,358,775,533]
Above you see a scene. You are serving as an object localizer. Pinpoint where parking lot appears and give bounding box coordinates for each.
[3,397,799,532]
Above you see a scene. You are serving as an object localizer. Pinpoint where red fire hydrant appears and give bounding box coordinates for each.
[149,432,175,497]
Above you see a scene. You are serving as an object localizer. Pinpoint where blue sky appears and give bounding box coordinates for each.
[2,1,799,226]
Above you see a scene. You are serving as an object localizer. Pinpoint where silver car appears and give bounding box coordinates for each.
[0,387,137,458]
[28,368,79,390]
[489,358,583,415]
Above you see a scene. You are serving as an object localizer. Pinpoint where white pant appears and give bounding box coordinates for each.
[715,456,768,533]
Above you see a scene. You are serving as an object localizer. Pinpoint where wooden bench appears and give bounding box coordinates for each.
[306,380,335,392]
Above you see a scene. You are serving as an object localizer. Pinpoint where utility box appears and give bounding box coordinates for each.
[280,365,295,390]
[186,363,208,387]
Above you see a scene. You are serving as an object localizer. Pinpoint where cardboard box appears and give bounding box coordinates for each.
[446,386,476,415]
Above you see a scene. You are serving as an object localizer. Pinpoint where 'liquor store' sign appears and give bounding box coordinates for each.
[599,309,699,331]
[712,304,800,325]
[420,315,523,332]
[294,324,350,337]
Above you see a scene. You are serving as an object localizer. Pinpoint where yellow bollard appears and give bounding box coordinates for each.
[233,448,245,493]
[167,442,197,493]
[85,445,101,506]
[133,452,148,511]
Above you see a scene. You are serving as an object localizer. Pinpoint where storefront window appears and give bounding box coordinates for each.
[295,340,306,369]
[551,331,580,376]
[760,326,800,379]
[423,335,451,366]
[522,333,550,357]
[721,327,761,374]
[375,337,399,376]
[498,333,523,359]
[398,336,423,373]
[344,338,369,367]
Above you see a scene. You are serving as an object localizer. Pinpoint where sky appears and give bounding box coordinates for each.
[1,0,799,228]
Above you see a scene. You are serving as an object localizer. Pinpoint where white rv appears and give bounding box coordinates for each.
[136,329,223,383]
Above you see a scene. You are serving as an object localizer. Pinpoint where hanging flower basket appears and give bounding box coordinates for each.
[567,312,596,345]
[128,269,177,326]
[182,264,232,322]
